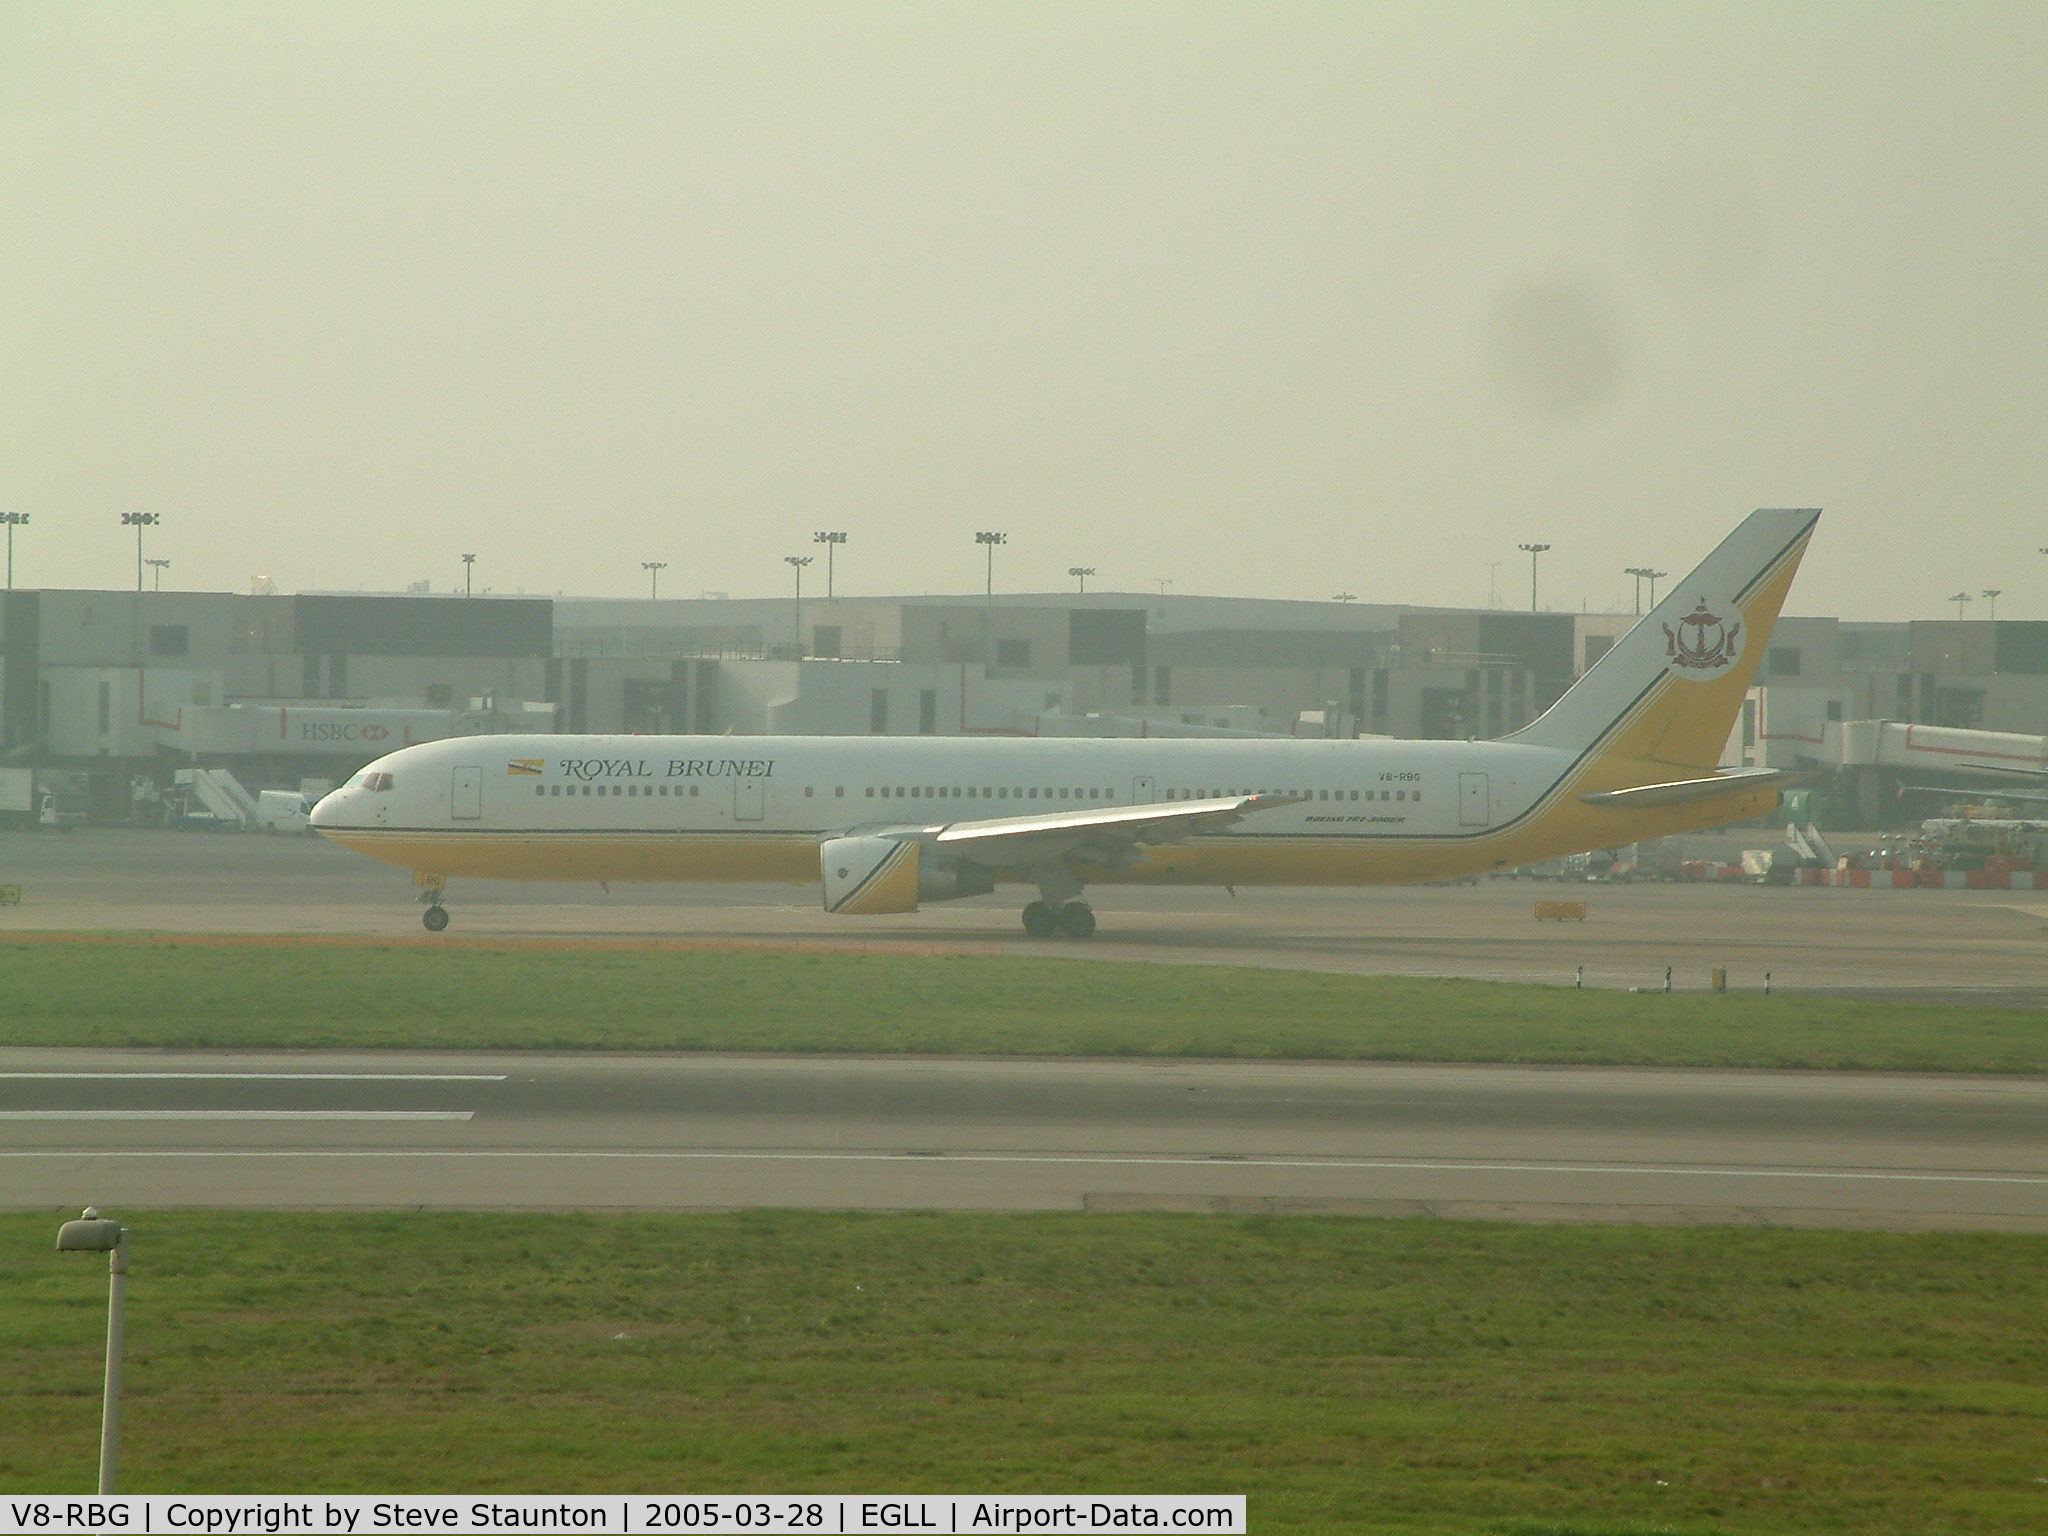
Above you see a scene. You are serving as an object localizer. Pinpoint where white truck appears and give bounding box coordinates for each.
[254,789,315,834]
[0,768,91,830]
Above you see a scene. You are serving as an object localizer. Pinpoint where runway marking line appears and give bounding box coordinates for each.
[0,1072,507,1081]
[0,931,1001,957]
[0,1111,474,1121]
[0,1148,2041,1185]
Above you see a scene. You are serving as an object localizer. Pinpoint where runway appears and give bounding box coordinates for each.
[5,1049,2045,1231]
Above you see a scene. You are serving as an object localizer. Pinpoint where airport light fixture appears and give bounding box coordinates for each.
[784,554,813,594]
[641,560,667,600]
[145,558,170,591]
[1984,588,2002,621]
[1333,592,1358,602]
[1950,591,1972,620]
[121,513,160,592]
[55,1207,129,1493]
[1,512,26,591]
[1517,543,1551,612]
[814,531,847,598]
[461,553,476,596]
[1624,566,1657,615]
[975,531,1006,598]
[1641,568,1668,609]
[1069,566,1094,593]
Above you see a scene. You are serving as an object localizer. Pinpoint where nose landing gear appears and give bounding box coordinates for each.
[415,872,450,932]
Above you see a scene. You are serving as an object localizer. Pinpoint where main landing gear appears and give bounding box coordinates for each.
[1022,899,1096,940]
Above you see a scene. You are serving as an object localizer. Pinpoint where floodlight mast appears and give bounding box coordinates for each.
[55,1207,128,1493]
[814,531,847,598]
[1518,543,1551,612]
[120,513,160,592]
[1,512,26,590]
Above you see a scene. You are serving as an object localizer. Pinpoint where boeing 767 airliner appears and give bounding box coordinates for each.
[312,508,1818,936]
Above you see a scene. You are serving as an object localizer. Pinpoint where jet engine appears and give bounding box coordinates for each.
[820,835,995,915]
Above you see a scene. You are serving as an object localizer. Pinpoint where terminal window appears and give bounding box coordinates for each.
[149,624,188,657]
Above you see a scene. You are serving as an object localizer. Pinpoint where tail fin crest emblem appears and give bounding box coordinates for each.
[1663,602,1742,677]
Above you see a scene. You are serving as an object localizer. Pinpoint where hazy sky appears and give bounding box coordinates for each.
[5,2,2044,618]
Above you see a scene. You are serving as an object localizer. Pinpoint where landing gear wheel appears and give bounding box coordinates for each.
[1056,900,1097,939]
[1021,900,1059,939]
[422,905,450,933]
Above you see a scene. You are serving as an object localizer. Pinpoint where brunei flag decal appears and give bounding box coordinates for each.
[507,758,546,777]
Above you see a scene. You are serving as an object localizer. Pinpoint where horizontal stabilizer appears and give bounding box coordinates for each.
[1579,768,1804,809]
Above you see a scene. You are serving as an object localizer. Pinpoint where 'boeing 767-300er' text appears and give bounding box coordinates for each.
[312,508,1818,937]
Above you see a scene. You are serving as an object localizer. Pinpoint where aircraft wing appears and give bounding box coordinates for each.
[1579,767,1805,809]
[931,793,1301,870]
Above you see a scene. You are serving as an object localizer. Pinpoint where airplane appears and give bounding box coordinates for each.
[312,507,1819,937]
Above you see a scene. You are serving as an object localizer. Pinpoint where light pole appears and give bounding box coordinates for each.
[976,531,1006,671]
[975,530,1006,597]
[1950,591,1972,620]
[641,561,667,600]
[1984,588,2002,621]
[1624,566,1654,615]
[1333,592,1357,602]
[814,531,847,598]
[1,512,26,590]
[1642,568,1668,609]
[1518,543,1551,612]
[461,553,476,596]
[145,558,170,591]
[784,555,811,648]
[1069,566,1094,593]
[120,513,160,592]
[56,1208,128,1494]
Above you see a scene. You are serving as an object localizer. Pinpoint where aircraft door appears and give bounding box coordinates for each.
[1457,772,1490,827]
[1131,775,1157,804]
[734,781,765,822]
[451,766,483,821]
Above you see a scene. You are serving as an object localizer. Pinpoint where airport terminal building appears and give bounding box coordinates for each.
[3,583,2042,825]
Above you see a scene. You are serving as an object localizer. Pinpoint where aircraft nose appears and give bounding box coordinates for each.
[309,789,349,830]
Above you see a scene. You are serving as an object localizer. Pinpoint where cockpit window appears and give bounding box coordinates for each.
[362,772,395,792]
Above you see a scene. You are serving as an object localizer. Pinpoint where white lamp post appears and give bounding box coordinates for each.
[56,1208,128,1494]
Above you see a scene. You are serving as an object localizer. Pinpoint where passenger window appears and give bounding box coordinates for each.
[1028,789,1038,799]
[689,785,699,797]
[1396,790,1405,801]
[835,787,844,798]
[804,787,814,798]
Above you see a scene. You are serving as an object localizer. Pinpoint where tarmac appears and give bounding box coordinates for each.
[4,1048,2044,1230]
[3,826,2047,999]
[6,829,2048,1229]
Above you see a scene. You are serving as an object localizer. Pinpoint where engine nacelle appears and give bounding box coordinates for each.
[821,835,924,914]
[820,836,996,915]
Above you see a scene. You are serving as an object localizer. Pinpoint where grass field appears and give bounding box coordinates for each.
[1,936,2045,1072]
[4,1210,2045,1533]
